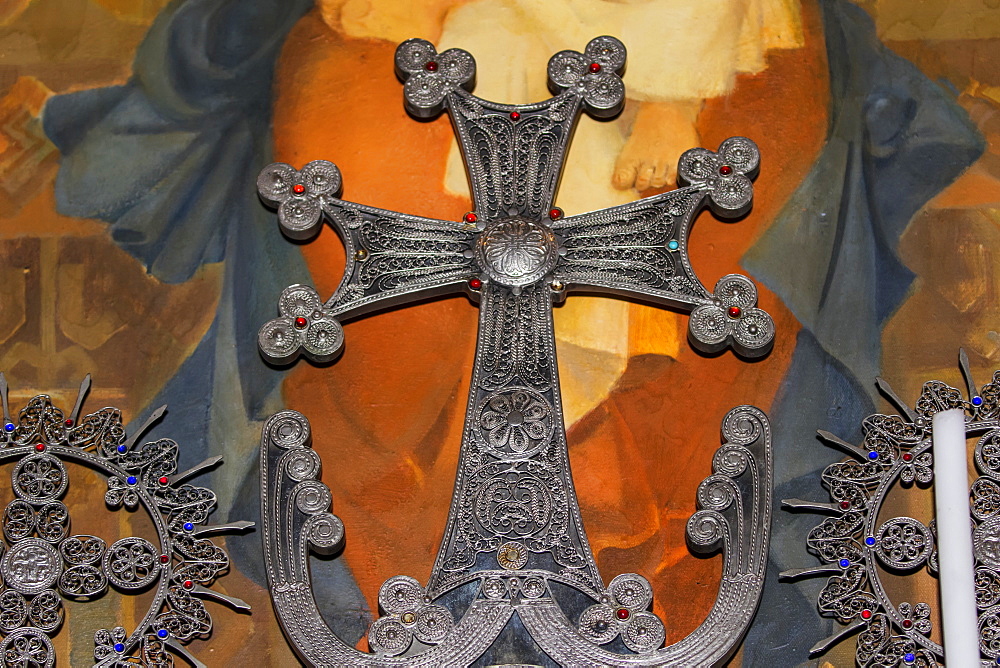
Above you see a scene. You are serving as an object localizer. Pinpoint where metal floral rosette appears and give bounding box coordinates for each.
[0,374,250,667]
[784,352,1000,666]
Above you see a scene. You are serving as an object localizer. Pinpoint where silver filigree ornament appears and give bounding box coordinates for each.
[783,350,1000,667]
[258,36,775,666]
[0,374,252,668]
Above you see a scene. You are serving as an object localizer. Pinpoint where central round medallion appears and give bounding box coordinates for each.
[2,538,62,594]
[474,217,558,287]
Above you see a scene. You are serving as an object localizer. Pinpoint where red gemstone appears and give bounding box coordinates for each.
[719,165,733,175]
[159,476,169,485]
[425,61,438,72]
[615,608,630,620]
[183,580,193,589]
[292,184,306,194]
[902,453,913,461]
[464,212,478,224]
[294,317,307,328]
[727,306,742,318]
[549,208,563,220]
[902,619,912,629]
[589,62,602,74]
[509,111,520,121]
[469,278,482,290]
[160,554,170,564]
[64,419,73,427]
[861,609,872,620]
[839,501,851,510]
[35,443,45,452]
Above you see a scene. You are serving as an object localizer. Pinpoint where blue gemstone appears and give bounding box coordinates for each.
[113,643,124,653]
[868,451,879,460]
[839,558,850,568]
[126,476,137,485]
[904,654,915,663]
[865,537,876,546]
[183,522,194,532]
[117,445,127,454]
[667,240,679,250]
[3,423,13,432]
[974,396,983,406]
[157,629,168,639]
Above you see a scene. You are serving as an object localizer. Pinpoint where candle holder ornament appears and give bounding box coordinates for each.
[782,350,1000,666]
[0,373,252,667]
[258,36,775,666]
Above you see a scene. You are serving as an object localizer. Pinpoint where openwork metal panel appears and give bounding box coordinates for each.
[0,374,251,667]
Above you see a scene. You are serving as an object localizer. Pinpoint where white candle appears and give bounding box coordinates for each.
[933,407,980,667]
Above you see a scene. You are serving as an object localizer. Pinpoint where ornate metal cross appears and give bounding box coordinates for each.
[257,37,773,667]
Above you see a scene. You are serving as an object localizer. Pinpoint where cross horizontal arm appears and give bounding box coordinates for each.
[256,161,477,364]
[551,137,775,358]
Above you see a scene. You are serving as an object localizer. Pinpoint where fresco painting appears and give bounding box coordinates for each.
[1,0,999,664]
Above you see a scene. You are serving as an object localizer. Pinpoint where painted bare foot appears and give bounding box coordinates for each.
[613,99,702,191]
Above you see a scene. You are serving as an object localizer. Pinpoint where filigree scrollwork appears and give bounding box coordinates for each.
[688,274,774,357]
[259,284,345,365]
[577,573,664,653]
[786,357,1000,665]
[873,518,933,571]
[677,136,759,216]
[368,576,455,656]
[395,38,475,118]
[547,36,626,117]
[257,160,343,240]
[257,34,776,667]
[476,388,553,459]
[0,376,250,666]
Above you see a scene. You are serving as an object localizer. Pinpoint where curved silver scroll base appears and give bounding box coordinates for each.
[260,406,772,667]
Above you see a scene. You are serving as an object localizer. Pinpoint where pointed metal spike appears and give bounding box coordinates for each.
[124,405,167,451]
[782,498,843,513]
[816,430,868,460]
[809,619,865,656]
[779,565,844,581]
[191,584,251,611]
[959,348,978,401]
[69,374,91,426]
[165,638,208,668]
[875,377,917,422]
[171,456,224,484]
[0,372,10,424]
[193,521,255,536]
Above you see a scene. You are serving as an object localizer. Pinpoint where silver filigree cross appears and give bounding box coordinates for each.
[258,37,774,667]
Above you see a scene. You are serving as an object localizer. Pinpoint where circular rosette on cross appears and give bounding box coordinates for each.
[678,137,760,218]
[395,39,476,118]
[258,284,345,365]
[257,161,343,240]
[547,35,626,118]
[578,573,665,653]
[688,274,774,357]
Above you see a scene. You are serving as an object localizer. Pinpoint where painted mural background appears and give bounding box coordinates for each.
[0,0,999,664]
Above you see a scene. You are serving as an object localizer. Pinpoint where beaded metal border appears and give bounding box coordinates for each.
[0,373,252,668]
